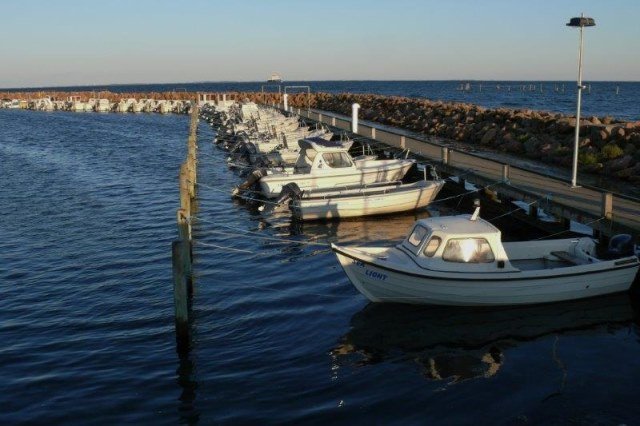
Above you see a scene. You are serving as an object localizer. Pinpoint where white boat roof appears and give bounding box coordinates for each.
[298,137,349,152]
[415,215,501,237]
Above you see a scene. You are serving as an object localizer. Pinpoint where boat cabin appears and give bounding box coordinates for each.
[399,215,519,272]
[294,137,355,173]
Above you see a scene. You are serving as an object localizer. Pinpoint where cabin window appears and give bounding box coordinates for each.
[423,236,441,257]
[442,238,495,263]
[408,226,429,247]
[322,152,353,168]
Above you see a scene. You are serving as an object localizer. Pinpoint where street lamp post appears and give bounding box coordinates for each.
[566,13,596,188]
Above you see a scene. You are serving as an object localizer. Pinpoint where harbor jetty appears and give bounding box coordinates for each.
[6,89,637,183]
[4,89,640,236]
[226,91,640,184]
[301,93,640,183]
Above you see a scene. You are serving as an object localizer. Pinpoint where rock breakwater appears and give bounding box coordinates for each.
[4,90,639,182]
[283,92,640,183]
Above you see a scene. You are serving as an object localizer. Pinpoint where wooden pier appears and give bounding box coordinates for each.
[287,106,640,237]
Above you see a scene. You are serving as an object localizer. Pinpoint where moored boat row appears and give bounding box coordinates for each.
[201,101,441,219]
[0,96,194,114]
[199,100,639,307]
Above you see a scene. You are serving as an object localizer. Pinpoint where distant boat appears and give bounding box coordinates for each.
[267,73,283,83]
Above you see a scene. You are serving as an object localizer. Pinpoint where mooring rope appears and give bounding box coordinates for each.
[197,228,333,248]
[535,216,605,240]
[487,198,540,222]
[192,180,282,206]
[193,240,255,253]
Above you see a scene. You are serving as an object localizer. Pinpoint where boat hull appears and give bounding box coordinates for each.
[259,160,415,198]
[292,180,444,220]
[332,245,639,306]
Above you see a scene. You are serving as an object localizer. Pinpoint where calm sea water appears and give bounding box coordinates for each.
[6,80,640,121]
[2,109,640,425]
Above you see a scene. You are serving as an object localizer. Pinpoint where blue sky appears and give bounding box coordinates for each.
[1,0,639,87]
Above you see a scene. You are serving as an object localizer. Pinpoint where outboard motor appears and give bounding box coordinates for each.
[605,234,635,259]
[259,183,303,215]
[232,168,268,197]
[274,182,303,206]
[228,140,257,167]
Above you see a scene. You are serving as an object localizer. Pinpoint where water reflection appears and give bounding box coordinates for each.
[333,293,639,384]
[283,209,448,245]
[177,352,199,424]
[301,213,422,243]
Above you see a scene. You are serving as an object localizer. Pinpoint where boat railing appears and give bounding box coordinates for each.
[322,180,405,198]
[319,181,406,200]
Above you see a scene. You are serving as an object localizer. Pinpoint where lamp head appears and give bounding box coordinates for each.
[567,16,596,27]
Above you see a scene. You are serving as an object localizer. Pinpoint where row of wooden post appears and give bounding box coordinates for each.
[173,99,199,352]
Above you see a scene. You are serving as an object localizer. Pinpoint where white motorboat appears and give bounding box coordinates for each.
[95,99,111,112]
[157,100,172,114]
[267,72,283,83]
[35,97,55,111]
[4,99,21,109]
[143,99,157,113]
[278,178,444,220]
[132,99,149,113]
[68,96,86,112]
[236,138,415,198]
[85,98,97,112]
[243,128,335,166]
[116,98,136,112]
[331,208,639,306]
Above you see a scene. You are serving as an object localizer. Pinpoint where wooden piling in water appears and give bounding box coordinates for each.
[171,98,200,351]
[177,208,192,279]
[172,240,190,352]
[179,163,191,215]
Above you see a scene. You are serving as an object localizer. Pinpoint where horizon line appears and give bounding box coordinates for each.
[2,78,639,91]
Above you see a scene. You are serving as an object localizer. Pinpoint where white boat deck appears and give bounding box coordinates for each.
[509,258,575,271]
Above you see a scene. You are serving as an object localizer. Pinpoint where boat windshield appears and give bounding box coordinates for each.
[295,149,317,172]
[423,236,441,257]
[322,152,353,168]
[408,225,429,247]
[442,238,495,263]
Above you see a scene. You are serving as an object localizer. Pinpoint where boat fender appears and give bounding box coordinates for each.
[233,168,268,196]
[606,234,635,259]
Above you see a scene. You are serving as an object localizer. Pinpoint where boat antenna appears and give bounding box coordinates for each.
[471,199,481,221]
